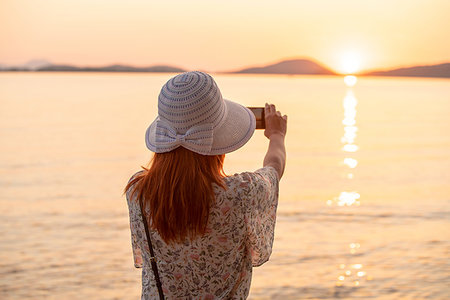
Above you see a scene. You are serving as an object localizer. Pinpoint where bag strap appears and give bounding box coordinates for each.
[139,200,165,300]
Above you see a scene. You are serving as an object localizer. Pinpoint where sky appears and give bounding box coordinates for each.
[1,0,450,74]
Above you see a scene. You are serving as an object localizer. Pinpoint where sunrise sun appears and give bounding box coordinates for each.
[339,51,363,74]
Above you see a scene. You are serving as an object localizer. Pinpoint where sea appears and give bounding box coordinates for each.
[0,72,449,299]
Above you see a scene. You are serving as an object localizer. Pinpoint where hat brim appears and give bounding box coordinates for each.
[145,99,256,155]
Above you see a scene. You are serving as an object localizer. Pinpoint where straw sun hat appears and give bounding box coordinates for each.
[145,71,256,155]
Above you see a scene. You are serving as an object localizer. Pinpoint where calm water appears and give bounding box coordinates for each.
[0,73,449,299]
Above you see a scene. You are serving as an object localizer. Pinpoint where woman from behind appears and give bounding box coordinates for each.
[125,71,287,299]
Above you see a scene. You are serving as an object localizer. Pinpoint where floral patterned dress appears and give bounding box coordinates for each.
[126,166,279,300]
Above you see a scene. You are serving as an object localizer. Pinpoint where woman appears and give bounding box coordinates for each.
[125,71,287,299]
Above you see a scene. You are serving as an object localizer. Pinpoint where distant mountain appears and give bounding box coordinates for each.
[0,59,52,71]
[36,64,185,73]
[363,63,450,78]
[0,62,185,73]
[23,59,52,70]
[232,59,336,75]
[37,64,80,71]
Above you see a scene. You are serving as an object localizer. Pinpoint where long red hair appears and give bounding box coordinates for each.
[125,147,226,244]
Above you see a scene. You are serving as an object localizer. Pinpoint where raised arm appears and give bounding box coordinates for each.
[263,103,287,179]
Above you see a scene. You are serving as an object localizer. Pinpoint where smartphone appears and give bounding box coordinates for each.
[248,107,265,129]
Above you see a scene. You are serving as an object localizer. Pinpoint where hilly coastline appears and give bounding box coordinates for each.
[232,59,336,75]
[0,62,185,73]
[37,64,185,73]
[363,63,450,78]
[1,59,449,78]
[231,59,450,78]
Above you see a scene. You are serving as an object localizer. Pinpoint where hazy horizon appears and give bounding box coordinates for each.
[2,56,450,75]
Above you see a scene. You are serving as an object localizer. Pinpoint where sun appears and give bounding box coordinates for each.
[339,51,362,75]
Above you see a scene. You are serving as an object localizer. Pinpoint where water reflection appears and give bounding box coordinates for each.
[344,75,357,87]
[341,88,359,195]
[335,244,371,287]
[341,90,359,156]
[326,191,361,206]
[349,242,361,254]
[343,158,358,168]
[342,125,358,144]
[342,144,359,152]
[332,76,371,288]
[328,86,360,206]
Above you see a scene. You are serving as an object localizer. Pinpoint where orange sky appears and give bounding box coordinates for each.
[1,0,449,73]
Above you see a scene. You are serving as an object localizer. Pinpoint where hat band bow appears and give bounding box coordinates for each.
[154,120,214,154]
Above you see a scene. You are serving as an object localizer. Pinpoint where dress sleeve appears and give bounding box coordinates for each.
[240,166,280,267]
[126,173,144,268]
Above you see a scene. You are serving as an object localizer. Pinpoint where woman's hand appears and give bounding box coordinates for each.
[263,103,287,179]
[264,103,287,139]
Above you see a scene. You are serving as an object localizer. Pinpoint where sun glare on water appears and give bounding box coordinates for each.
[344,75,357,87]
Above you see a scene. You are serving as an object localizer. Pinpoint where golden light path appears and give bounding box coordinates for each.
[344,75,358,87]
[343,158,358,169]
[330,75,372,288]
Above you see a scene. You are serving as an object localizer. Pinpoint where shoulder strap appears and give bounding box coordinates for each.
[139,199,165,300]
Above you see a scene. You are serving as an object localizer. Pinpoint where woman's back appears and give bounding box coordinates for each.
[125,71,287,299]
[127,166,279,299]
